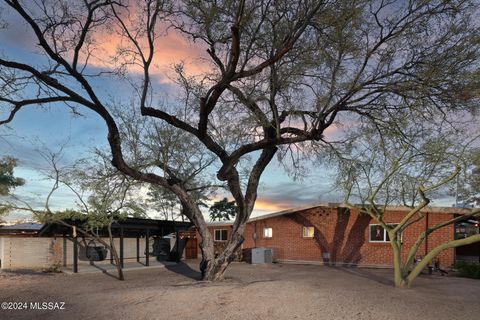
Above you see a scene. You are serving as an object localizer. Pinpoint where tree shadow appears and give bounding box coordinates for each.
[332,266,394,286]
[0,269,56,276]
[287,208,372,265]
[88,263,122,280]
[340,213,372,264]
[286,209,394,285]
[164,261,202,281]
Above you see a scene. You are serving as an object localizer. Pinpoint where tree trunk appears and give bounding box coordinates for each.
[175,190,244,281]
[200,230,245,281]
[406,233,480,286]
[106,223,124,281]
[391,240,406,288]
[201,256,232,281]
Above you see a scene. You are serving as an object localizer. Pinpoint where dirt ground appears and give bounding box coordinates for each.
[0,260,479,320]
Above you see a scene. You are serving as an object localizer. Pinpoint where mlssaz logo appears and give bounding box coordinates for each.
[30,302,66,310]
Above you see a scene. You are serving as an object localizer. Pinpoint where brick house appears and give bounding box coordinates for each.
[206,203,479,268]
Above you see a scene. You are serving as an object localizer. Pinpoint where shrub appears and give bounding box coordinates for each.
[455,261,480,279]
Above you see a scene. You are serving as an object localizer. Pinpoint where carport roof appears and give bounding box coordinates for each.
[0,223,44,235]
[38,217,192,237]
[0,218,192,237]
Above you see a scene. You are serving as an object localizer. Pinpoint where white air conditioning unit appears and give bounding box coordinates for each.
[251,248,273,264]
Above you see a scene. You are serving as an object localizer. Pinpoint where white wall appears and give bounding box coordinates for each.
[0,236,166,269]
[0,237,57,269]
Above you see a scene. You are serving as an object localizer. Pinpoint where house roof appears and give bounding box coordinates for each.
[0,223,44,230]
[247,203,340,223]
[206,221,235,227]
[206,202,477,226]
[0,223,44,236]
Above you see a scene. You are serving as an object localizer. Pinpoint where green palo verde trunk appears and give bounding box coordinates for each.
[405,234,480,287]
[387,230,409,288]
[390,242,406,287]
[390,233,480,288]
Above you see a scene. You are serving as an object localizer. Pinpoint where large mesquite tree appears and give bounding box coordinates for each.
[0,0,479,280]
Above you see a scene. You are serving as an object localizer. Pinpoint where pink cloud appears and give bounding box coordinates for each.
[253,198,292,213]
[82,24,211,84]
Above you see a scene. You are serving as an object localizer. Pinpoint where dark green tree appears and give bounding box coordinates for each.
[0,157,24,196]
[209,198,237,221]
[0,156,25,220]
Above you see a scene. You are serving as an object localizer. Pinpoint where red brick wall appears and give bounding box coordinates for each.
[204,206,455,268]
[196,226,237,258]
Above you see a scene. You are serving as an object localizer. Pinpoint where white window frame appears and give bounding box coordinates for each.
[302,226,314,238]
[214,229,228,241]
[369,224,402,243]
[263,227,273,238]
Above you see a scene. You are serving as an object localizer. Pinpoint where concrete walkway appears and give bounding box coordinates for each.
[62,258,177,274]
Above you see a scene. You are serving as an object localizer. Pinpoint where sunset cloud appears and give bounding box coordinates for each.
[0,4,212,85]
[87,27,211,84]
[253,198,292,213]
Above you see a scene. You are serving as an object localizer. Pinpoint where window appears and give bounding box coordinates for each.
[303,226,314,238]
[263,227,273,238]
[214,229,228,241]
[369,224,401,242]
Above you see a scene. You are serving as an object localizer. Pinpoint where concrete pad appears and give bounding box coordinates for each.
[62,259,177,274]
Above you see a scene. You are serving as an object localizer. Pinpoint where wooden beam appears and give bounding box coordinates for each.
[120,227,124,269]
[146,228,150,266]
[73,236,78,273]
[136,234,140,263]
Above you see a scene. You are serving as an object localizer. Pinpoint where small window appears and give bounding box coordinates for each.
[263,227,272,238]
[303,226,314,238]
[214,229,228,241]
[369,224,401,242]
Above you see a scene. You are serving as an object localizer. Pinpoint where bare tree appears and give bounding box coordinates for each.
[1,150,151,280]
[451,148,480,206]
[0,0,479,280]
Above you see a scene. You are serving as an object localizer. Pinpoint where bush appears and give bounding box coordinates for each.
[455,261,480,279]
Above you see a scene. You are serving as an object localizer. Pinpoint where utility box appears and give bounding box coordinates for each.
[251,248,273,264]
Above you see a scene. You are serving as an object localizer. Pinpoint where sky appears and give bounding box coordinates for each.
[0,2,458,222]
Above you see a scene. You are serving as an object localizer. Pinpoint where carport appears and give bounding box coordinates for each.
[37,218,192,273]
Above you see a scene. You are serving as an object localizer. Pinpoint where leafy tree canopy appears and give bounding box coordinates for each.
[0,157,24,196]
[209,198,237,221]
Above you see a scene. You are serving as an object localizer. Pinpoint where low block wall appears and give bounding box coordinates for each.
[0,236,152,270]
